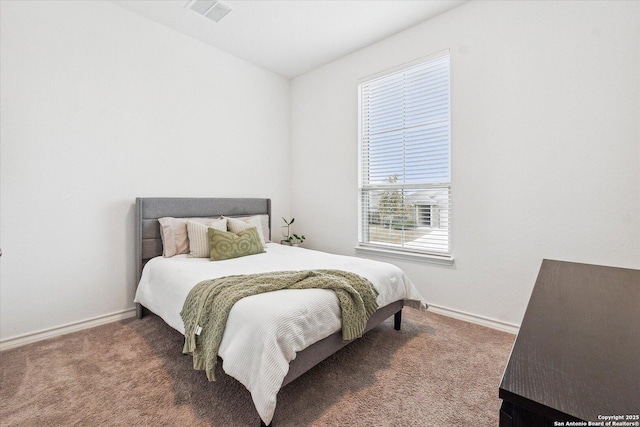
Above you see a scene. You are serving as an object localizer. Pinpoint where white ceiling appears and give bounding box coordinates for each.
[110,0,466,79]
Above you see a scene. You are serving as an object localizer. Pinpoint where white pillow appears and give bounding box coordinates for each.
[226,216,267,249]
[187,219,227,258]
[233,215,271,243]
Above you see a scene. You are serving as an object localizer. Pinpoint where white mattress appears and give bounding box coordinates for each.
[134,243,426,425]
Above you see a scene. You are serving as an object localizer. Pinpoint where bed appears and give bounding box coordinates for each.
[134,197,427,426]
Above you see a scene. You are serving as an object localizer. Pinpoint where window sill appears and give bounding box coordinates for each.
[354,245,454,265]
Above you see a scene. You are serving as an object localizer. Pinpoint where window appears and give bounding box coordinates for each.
[358,51,451,259]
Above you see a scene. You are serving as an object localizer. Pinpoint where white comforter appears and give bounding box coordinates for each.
[134,243,426,425]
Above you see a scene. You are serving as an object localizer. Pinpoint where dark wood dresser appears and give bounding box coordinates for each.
[499,259,640,426]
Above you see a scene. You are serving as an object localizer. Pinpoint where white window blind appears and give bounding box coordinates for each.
[358,51,451,257]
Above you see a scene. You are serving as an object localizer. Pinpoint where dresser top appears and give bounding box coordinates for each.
[499,259,640,421]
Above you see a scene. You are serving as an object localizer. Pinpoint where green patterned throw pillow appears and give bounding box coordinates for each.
[208,226,265,261]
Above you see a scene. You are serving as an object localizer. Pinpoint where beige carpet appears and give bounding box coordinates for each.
[0,309,514,426]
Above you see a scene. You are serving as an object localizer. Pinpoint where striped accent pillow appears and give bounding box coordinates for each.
[187,219,227,258]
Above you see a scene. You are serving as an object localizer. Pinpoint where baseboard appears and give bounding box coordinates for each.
[0,304,517,351]
[427,303,519,335]
[0,308,137,351]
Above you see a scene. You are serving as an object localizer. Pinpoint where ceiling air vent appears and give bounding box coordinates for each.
[186,0,232,23]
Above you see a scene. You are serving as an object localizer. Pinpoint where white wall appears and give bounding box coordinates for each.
[291,1,640,326]
[0,1,291,341]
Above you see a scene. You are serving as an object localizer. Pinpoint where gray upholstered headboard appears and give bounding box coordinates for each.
[135,197,271,282]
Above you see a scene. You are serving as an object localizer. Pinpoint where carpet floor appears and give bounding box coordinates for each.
[1,309,514,426]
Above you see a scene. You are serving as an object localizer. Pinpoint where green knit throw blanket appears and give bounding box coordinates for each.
[180,269,379,381]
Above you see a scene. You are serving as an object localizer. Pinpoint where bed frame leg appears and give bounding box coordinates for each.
[136,303,143,319]
[394,310,402,330]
